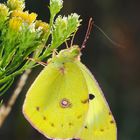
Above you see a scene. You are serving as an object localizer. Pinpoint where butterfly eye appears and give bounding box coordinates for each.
[89,93,95,100]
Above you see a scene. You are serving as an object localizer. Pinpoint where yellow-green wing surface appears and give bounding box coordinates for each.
[75,62,117,140]
[23,61,89,139]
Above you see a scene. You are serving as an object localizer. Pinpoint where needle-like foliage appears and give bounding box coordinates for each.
[0,0,81,96]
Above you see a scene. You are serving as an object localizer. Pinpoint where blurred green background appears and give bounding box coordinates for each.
[0,0,140,140]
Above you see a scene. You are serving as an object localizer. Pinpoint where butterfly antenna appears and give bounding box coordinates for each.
[81,18,94,50]
[70,30,78,47]
[94,24,124,48]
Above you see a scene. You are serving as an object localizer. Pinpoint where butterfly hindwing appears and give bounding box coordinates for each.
[23,60,89,139]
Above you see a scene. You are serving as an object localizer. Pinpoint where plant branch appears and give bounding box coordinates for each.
[0,69,31,127]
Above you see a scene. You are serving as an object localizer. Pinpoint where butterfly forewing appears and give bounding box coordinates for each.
[75,62,117,140]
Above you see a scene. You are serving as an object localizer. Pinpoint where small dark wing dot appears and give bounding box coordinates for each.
[50,123,54,127]
[110,120,115,124]
[84,125,88,129]
[109,112,112,115]
[43,116,46,120]
[89,93,95,100]
[77,115,82,119]
[81,98,89,104]
[36,106,40,111]
[69,122,73,126]
[100,128,104,132]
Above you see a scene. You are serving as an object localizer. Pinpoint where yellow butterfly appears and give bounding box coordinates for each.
[23,45,117,140]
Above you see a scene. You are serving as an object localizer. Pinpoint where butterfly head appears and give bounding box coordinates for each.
[58,45,81,60]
